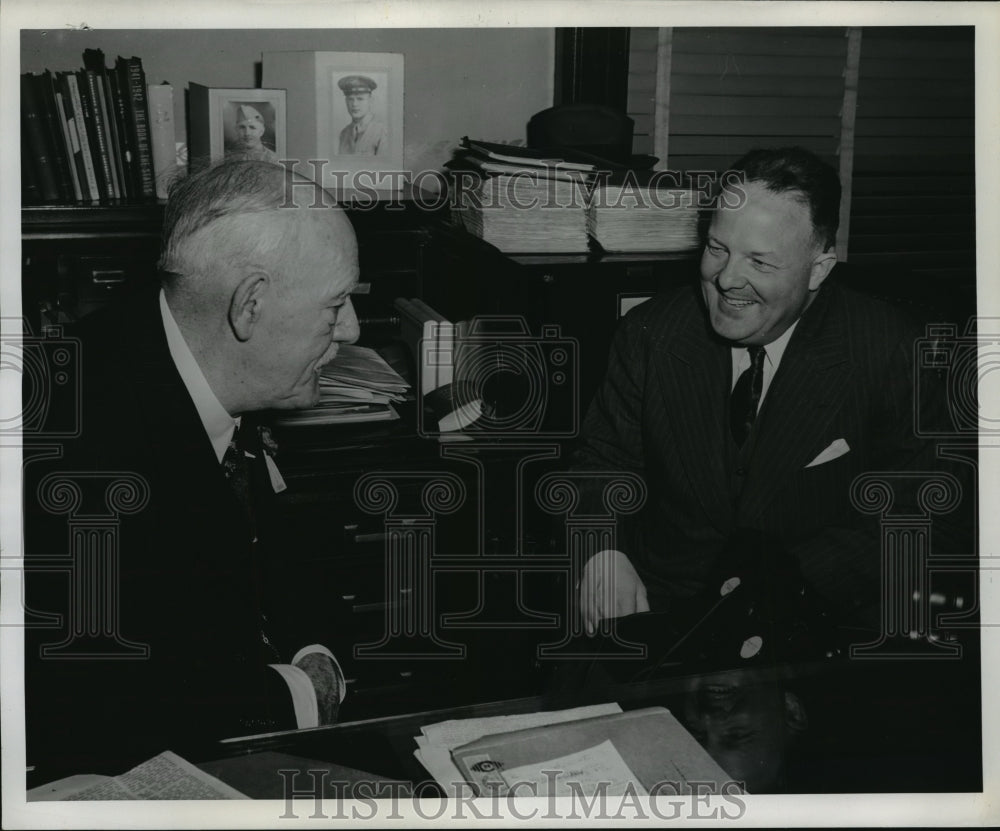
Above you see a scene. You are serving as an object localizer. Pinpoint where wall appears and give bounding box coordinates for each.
[20,28,554,174]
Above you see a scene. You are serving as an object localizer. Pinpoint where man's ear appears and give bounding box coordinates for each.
[229,272,269,342]
[808,248,837,291]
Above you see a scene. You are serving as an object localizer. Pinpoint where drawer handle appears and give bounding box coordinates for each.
[90,268,127,286]
[341,594,356,601]
[352,531,387,544]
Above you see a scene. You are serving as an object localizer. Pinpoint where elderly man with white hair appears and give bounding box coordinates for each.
[25,160,360,776]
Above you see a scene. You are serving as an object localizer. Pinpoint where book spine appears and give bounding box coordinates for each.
[53,89,83,201]
[126,58,156,198]
[35,72,75,200]
[102,70,130,198]
[20,116,42,203]
[146,83,175,199]
[109,70,139,198]
[81,70,116,199]
[82,48,122,198]
[65,73,100,201]
[92,74,121,198]
[20,73,61,201]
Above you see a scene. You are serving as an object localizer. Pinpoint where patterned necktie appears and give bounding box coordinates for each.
[221,423,254,522]
[730,346,767,447]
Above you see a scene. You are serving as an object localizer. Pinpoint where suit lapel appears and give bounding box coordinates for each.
[738,283,853,520]
[653,288,735,531]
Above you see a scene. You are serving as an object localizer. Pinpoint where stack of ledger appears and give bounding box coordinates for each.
[587,172,702,253]
[276,344,410,427]
[447,138,596,254]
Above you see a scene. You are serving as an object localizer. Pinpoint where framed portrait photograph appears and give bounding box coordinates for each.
[263,51,404,190]
[188,85,287,168]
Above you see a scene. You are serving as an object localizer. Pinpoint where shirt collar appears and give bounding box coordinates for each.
[759,318,799,368]
[159,289,238,463]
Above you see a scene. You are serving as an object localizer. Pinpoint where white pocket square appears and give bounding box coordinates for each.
[805,438,850,468]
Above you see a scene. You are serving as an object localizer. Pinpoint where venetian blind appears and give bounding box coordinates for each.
[848,26,975,290]
[663,27,849,174]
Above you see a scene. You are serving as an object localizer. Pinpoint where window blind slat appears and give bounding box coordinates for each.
[672,96,841,117]
[669,54,847,77]
[671,114,842,136]
[671,74,846,97]
[672,29,848,56]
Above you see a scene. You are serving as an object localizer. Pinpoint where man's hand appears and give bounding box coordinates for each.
[578,549,650,635]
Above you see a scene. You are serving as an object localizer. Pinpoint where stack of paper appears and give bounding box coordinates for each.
[449,705,736,797]
[413,702,622,797]
[277,344,410,427]
[448,138,596,254]
[587,176,701,253]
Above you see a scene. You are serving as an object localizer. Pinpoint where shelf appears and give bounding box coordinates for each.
[22,202,166,240]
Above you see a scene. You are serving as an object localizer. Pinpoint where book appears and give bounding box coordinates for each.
[147,83,176,199]
[63,72,100,201]
[83,49,126,199]
[108,67,138,197]
[20,115,41,203]
[119,56,156,199]
[27,750,247,801]
[450,706,735,797]
[79,69,116,199]
[34,71,76,201]
[20,73,62,202]
[52,87,83,201]
[394,298,483,432]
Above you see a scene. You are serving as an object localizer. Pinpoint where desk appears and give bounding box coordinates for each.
[192,649,982,797]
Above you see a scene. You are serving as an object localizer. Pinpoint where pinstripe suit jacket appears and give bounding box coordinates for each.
[572,278,964,627]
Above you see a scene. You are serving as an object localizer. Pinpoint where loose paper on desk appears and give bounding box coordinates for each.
[502,739,646,798]
[413,702,621,797]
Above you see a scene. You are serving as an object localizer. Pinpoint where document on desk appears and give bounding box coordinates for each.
[450,706,736,797]
[413,702,622,797]
[502,739,646,797]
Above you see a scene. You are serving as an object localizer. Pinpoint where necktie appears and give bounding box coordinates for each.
[222,424,282,667]
[730,346,767,447]
[221,423,253,522]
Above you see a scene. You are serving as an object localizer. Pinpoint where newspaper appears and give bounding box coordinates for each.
[27,750,248,801]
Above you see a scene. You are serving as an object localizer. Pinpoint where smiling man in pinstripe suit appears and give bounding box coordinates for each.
[573,146,966,639]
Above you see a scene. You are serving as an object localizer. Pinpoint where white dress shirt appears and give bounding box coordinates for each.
[159,289,238,463]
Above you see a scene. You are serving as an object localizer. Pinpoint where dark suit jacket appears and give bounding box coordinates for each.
[572,278,970,628]
[24,285,312,774]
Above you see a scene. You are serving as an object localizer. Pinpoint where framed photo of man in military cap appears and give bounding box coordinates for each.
[188,85,287,168]
[262,51,404,189]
